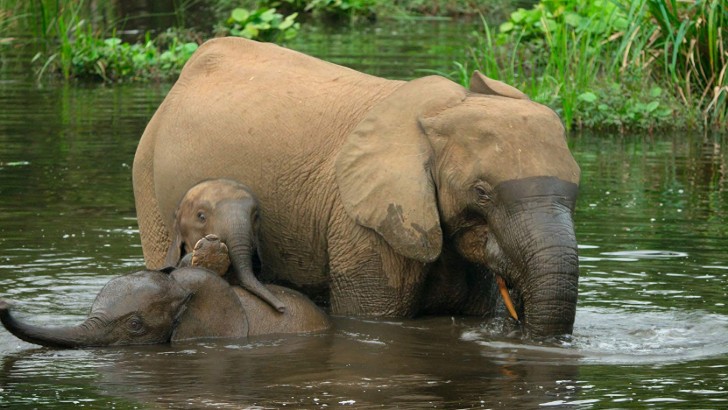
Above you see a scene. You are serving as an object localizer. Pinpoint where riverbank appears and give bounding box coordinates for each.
[1,0,725,132]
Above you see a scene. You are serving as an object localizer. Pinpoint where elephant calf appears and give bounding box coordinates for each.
[0,236,331,348]
[166,178,285,313]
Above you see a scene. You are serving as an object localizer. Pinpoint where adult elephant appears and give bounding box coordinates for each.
[133,37,580,338]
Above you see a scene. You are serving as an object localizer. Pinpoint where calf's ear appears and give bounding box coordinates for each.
[170,268,249,341]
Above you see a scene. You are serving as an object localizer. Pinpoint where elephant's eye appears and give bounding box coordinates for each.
[197,211,207,223]
[128,316,145,334]
[473,185,492,204]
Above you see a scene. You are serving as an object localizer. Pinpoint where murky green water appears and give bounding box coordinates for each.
[2,19,728,409]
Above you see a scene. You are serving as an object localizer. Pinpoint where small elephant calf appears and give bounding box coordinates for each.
[166,179,285,313]
[0,237,331,348]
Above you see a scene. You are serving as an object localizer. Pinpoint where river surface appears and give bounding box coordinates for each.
[1,18,728,409]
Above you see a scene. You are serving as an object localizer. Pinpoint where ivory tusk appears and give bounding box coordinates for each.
[496,276,519,321]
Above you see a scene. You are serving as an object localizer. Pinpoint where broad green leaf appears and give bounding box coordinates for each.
[259,9,277,22]
[645,101,660,113]
[499,22,514,33]
[231,8,250,23]
[578,91,598,103]
[564,12,582,27]
[278,13,298,30]
[511,9,527,24]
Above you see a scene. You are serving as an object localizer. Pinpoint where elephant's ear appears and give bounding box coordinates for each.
[469,71,529,100]
[335,76,466,263]
[170,268,249,341]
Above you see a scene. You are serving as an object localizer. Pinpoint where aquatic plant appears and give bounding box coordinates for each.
[218,7,299,41]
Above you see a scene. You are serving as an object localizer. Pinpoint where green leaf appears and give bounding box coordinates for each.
[499,22,514,33]
[242,25,259,39]
[231,8,250,23]
[645,101,660,113]
[259,9,277,22]
[104,38,122,47]
[578,91,598,103]
[278,13,298,30]
[511,9,528,24]
[564,12,582,27]
[649,87,662,98]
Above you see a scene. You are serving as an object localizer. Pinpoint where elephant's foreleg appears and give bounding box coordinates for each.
[328,228,426,317]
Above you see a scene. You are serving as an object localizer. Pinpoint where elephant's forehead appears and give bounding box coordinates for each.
[184,179,253,203]
[455,97,579,185]
[92,271,188,314]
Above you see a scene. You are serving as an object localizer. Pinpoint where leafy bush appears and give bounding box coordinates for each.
[575,81,684,132]
[498,0,628,41]
[260,0,378,22]
[35,25,198,82]
[458,0,726,132]
[218,7,299,41]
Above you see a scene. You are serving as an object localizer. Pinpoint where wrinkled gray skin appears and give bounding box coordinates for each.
[166,179,285,313]
[0,269,330,348]
[134,38,581,339]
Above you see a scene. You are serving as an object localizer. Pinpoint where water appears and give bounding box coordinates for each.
[2,20,728,408]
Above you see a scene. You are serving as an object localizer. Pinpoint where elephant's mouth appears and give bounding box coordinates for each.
[496,275,520,322]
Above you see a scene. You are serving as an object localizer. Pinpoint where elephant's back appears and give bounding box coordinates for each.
[236,285,332,336]
[151,37,401,212]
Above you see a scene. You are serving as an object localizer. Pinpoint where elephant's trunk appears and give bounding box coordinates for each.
[226,221,286,313]
[491,177,579,339]
[520,249,579,338]
[0,300,104,348]
[511,209,579,339]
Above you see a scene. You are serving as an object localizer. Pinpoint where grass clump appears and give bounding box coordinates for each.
[457,0,727,132]
[32,23,198,82]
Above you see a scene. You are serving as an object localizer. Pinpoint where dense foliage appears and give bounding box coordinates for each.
[0,0,725,131]
[460,0,727,131]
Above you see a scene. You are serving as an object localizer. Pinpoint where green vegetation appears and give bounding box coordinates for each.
[37,29,199,82]
[459,0,726,132]
[216,7,300,41]
[0,0,725,131]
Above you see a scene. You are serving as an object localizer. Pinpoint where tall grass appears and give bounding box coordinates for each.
[1,0,92,79]
[463,10,618,129]
[618,0,727,127]
[459,0,726,132]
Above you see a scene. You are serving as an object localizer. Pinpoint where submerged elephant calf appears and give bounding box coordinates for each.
[0,236,330,348]
[166,178,285,313]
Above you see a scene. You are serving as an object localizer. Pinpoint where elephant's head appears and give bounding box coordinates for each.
[336,72,580,339]
[165,179,285,313]
[0,268,250,348]
[0,271,191,347]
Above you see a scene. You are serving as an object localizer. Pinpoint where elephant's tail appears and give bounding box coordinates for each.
[133,117,171,270]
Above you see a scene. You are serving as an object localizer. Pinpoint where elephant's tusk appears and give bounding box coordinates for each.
[496,276,519,321]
